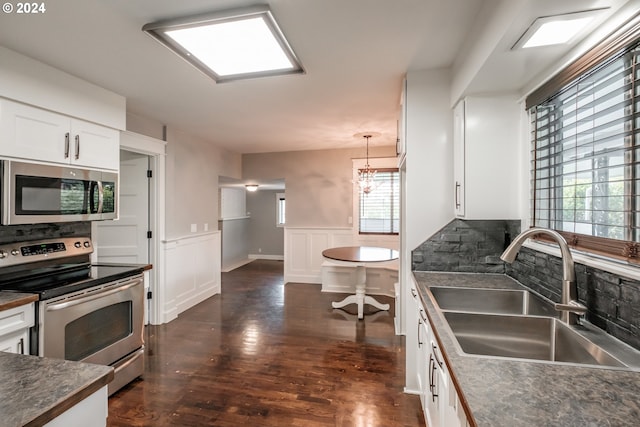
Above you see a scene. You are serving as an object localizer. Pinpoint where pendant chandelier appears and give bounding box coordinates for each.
[357,134,379,194]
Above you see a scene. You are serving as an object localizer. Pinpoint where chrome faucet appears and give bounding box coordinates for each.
[500,228,587,325]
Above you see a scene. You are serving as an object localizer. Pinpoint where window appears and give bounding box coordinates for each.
[276,193,285,226]
[359,169,399,234]
[530,38,640,261]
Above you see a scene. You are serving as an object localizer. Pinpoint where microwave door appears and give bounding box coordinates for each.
[89,181,101,214]
[99,175,117,220]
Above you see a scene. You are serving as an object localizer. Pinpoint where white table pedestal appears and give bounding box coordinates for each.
[331,264,390,319]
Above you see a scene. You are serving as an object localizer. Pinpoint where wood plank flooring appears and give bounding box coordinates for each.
[107,260,424,426]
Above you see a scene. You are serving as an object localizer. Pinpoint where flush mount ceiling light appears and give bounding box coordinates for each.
[142,5,304,83]
[245,184,259,192]
[512,9,607,50]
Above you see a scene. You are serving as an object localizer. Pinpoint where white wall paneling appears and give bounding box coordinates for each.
[284,227,354,284]
[284,227,398,286]
[161,232,220,323]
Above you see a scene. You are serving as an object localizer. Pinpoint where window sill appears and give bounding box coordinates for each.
[524,240,640,281]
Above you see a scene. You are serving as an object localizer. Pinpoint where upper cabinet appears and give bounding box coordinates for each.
[453,95,520,219]
[0,98,119,170]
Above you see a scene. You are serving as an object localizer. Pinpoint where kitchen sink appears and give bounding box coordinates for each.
[443,312,627,368]
[430,286,557,317]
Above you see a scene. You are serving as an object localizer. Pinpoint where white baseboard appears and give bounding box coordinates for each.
[222,258,254,272]
[248,254,284,261]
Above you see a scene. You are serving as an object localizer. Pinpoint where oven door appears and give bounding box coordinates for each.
[39,275,143,366]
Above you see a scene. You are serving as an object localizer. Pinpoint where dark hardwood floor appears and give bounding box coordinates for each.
[107,260,424,426]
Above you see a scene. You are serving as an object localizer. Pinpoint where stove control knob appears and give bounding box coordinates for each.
[83,241,91,248]
[11,249,19,256]
[74,242,82,248]
[0,250,7,259]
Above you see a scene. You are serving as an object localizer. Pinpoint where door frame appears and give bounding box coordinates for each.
[111,130,166,325]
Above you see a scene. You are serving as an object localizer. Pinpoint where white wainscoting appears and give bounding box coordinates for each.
[284,227,399,285]
[161,232,221,323]
[284,227,354,284]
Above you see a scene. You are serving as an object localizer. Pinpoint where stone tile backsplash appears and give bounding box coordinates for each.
[0,222,91,244]
[411,219,521,273]
[506,247,640,351]
[412,218,640,351]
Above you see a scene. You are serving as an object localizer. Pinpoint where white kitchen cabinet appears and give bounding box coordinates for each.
[0,329,29,354]
[44,385,108,427]
[0,302,34,355]
[453,95,520,219]
[0,98,119,170]
[409,286,471,427]
[416,300,429,412]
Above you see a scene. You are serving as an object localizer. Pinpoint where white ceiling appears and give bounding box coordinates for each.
[0,0,637,154]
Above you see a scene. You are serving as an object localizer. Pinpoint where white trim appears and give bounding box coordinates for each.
[525,240,640,281]
[222,258,254,272]
[120,130,167,155]
[276,192,285,227]
[285,226,352,230]
[249,254,284,260]
[162,230,220,244]
[218,216,250,221]
[117,131,167,325]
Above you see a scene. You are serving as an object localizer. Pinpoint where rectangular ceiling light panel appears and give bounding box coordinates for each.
[513,9,608,50]
[143,6,304,83]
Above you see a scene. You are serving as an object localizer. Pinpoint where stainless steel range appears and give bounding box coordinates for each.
[0,237,145,395]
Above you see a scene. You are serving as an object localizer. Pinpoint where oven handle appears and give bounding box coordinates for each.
[45,278,143,312]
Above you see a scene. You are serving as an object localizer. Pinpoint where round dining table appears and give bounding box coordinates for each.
[322,246,399,320]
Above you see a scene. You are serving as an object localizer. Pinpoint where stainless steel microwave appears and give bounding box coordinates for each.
[1,160,118,224]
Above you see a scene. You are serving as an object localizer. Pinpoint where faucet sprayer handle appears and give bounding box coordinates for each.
[554,300,587,315]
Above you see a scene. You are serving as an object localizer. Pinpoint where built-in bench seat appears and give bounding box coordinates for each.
[320,259,398,297]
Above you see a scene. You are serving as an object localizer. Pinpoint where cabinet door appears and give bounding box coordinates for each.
[70,119,119,170]
[0,329,29,354]
[416,304,429,409]
[0,99,71,164]
[453,99,465,217]
[425,349,442,427]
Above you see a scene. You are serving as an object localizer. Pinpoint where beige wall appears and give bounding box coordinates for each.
[127,113,242,239]
[243,146,396,228]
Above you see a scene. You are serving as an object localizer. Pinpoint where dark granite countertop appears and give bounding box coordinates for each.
[413,271,640,427]
[0,352,113,427]
[0,291,37,311]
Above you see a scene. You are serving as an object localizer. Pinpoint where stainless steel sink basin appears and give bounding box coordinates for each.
[430,286,557,317]
[443,312,627,368]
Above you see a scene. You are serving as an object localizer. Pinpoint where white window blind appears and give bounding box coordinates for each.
[530,41,640,259]
[359,169,399,234]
